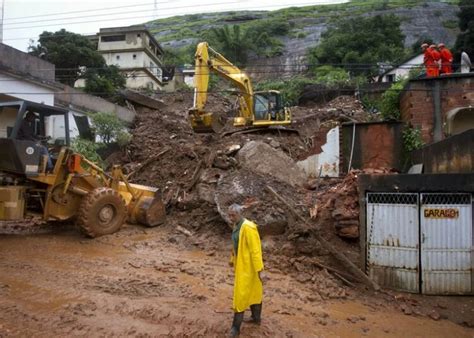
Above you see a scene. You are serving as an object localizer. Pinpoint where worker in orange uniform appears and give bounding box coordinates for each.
[228,204,264,337]
[429,44,441,77]
[438,43,453,75]
[422,43,437,77]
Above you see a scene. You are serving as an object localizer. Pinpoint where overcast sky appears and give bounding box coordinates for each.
[1,0,346,51]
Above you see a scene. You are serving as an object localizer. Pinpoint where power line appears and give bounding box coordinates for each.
[2,0,321,31]
[0,62,453,73]
[1,86,473,96]
[3,1,168,21]
[2,1,239,27]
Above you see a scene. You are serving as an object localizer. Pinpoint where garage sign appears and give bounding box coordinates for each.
[423,208,459,219]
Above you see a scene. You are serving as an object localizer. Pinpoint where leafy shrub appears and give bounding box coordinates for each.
[71,138,104,167]
[297,32,307,39]
[89,111,126,144]
[403,126,424,152]
[116,131,132,149]
[380,79,408,120]
[313,66,350,86]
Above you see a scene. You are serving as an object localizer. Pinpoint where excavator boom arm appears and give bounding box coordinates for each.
[192,42,254,128]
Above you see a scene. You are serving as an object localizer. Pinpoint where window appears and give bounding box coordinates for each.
[386,74,395,82]
[137,33,141,37]
[116,55,120,60]
[101,35,126,42]
[133,54,137,60]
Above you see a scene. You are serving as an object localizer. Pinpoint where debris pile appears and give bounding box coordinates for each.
[311,168,396,239]
[119,91,389,288]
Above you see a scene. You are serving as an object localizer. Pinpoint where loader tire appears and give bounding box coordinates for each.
[77,187,127,238]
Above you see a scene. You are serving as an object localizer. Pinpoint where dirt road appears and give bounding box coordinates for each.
[0,224,472,337]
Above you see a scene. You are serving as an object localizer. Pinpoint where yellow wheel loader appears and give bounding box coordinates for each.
[189,42,292,133]
[0,100,165,237]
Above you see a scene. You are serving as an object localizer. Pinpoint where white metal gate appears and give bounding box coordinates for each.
[420,193,473,294]
[367,193,420,293]
[367,192,473,295]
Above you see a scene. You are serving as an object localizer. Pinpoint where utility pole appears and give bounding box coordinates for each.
[154,0,158,19]
[0,0,5,43]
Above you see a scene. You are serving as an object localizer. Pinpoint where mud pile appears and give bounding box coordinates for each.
[119,91,380,289]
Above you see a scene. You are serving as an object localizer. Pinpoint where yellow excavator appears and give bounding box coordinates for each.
[189,42,291,133]
[0,100,165,237]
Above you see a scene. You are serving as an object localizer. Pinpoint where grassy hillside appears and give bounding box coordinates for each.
[146,0,459,44]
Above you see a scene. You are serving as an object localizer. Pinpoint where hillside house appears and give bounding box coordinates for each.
[87,25,165,90]
[376,54,424,83]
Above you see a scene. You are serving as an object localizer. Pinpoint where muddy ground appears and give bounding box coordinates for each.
[0,223,473,337]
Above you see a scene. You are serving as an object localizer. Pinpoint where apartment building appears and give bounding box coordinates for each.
[90,25,165,90]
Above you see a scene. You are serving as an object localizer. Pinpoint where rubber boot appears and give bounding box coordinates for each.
[250,303,262,324]
[229,312,244,337]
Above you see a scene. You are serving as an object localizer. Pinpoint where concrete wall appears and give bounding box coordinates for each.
[341,121,404,172]
[0,43,55,81]
[400,73,474,144]
[412,129,474,174]
[55,85,134,124]
[0,73,55,105]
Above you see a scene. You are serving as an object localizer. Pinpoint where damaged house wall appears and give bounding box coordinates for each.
[297,126,340,177]
[341,121,404,172]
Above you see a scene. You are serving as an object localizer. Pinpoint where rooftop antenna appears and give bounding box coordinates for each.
[0,0,5,43]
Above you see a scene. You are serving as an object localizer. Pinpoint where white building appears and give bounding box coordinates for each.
[182,67,196,88]
[0,43,133,142]
[88,25,165,90]
[376,54,424,83]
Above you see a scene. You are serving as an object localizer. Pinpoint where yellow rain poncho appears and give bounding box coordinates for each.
[230,219,264,313]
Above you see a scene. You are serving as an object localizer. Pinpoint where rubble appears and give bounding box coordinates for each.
[311,168,396,239]
[236,141,307,187]
[118,91,389,282]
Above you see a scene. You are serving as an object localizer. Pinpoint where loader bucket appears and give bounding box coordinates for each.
[131,194,166,227]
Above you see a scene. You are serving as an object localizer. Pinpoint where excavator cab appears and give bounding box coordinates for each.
[251,90,290,126]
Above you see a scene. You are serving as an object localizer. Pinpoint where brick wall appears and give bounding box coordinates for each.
[400,74,474,144]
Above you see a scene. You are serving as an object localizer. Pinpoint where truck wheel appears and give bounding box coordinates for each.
[77,187,127,238]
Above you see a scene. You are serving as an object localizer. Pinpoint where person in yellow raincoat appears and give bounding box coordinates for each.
[228,204,264,337]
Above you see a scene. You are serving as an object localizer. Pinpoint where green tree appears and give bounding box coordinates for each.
[209,24,276,65]
[309,15,406,77]
[210,25,254,65]
[89,112,127,144]
[454,0,474,58]
[84,65,125,98]
[29,29,105,86]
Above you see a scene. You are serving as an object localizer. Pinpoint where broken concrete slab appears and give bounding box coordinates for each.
[236,141,307,187]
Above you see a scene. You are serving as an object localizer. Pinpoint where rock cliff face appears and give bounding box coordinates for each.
[147,2,459,78]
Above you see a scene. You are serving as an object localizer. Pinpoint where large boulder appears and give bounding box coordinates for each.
[214,169,291,236]
[236,141,307,187]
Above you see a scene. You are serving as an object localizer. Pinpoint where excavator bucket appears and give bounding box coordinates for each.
[189,110,226,133]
